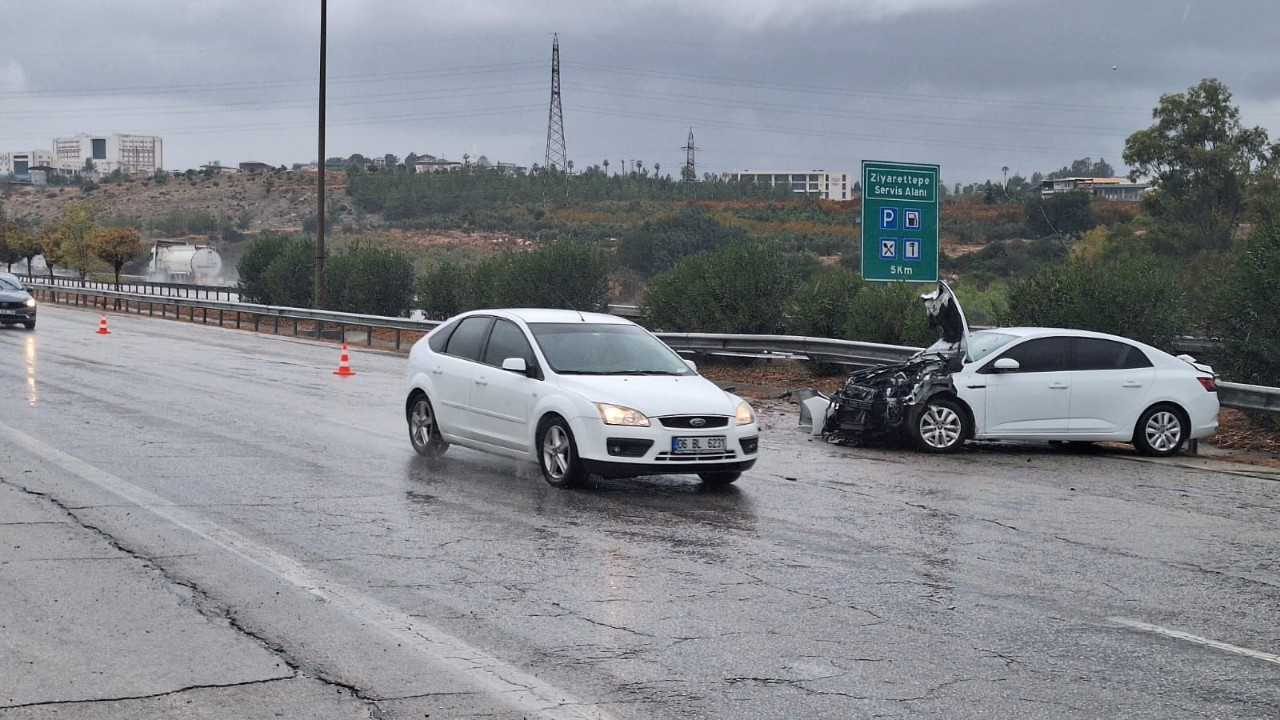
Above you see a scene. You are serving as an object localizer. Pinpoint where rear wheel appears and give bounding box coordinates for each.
[407,394,448,458]
[538,416,586,488]
[698,472,741,486]
[1133,404,1186,457]
[910,397,969,453]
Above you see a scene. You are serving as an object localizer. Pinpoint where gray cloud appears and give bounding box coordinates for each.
[1,0,1277,184]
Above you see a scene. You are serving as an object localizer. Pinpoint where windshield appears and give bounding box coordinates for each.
[965,331,1018,363]
[528,323,694,376]
[0,275,24,291]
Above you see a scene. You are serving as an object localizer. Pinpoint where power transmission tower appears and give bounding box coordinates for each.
[681,127,696,182]
[544,34,567,174]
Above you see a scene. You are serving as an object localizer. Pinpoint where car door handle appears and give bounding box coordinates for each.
[1121,381,1143,388]
[474,377,488,386]
[1049,383,1069,389]
[430,365,443,375]
[966,384,986,389]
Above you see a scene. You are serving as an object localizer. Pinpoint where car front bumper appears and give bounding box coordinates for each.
[572,417,760,478]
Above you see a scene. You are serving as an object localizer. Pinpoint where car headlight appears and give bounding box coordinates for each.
[596,403,650,427]
[736,401,756,426]
[24,298,36,308]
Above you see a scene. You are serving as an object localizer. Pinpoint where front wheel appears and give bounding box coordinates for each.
[407,394,448,458]
[909,397,969,453]
[1133,404,1186,457]
[538,416,586,488]
[698,472,741,486]
[22,320,35,330]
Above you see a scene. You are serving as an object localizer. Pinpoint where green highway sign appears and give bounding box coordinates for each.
[861,160,939,283]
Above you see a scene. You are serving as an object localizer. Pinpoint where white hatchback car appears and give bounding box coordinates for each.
[405,309,759,487]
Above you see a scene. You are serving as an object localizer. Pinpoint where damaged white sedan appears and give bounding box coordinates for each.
[821,282,1219,456]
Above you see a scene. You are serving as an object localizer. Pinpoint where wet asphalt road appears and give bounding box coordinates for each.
[2,304,1279,719]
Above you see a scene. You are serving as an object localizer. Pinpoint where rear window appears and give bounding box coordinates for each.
[1073,338,1153,370]
[444,316,492,361]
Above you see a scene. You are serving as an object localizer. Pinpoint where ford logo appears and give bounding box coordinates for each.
[690,418,706,427]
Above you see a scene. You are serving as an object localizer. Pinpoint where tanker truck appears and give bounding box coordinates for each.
[147,240,224,284]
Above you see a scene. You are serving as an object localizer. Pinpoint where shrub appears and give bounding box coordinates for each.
[323,246,416,317]
[1203,221,1280,386]
[644,243,805,334]
[999,251,1190,349]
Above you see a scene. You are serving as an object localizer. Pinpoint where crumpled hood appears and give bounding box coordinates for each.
[553,374,741,418]
[921,280,969,358]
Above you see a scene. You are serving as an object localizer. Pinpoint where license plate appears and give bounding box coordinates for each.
[0,309,16,315]
[672,436,726,454]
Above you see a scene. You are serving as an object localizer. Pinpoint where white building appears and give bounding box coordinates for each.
[0,149,55,176]
[1039,176,1150,202]
[722,169,852,201]
[411,154,463,173]
[52,133,164,175]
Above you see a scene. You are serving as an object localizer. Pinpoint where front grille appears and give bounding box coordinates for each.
[0,301,28,310]
[658,415,730,429]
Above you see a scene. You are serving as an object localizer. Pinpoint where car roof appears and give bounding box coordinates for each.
[467,308,634,326]
[982,326,1139,343]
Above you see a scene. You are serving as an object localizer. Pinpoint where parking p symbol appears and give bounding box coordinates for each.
[880,208,897,230]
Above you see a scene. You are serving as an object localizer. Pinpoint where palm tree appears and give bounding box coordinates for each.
[602,159,610,176]
[653,162,661,180]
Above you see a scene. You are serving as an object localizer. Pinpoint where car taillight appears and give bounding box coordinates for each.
[1197,377,1217,392]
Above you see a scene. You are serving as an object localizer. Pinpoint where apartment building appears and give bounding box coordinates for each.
[1039,176,1150,202]
[53,133,164,174]
[722,169,852,201]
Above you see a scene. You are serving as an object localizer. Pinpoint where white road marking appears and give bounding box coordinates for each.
[1111,617,1280,667]
[0,422,614,720]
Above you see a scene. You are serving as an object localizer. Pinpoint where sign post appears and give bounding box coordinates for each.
[861,160,939,283]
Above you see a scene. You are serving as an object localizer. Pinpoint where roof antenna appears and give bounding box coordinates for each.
[551,284,585,322]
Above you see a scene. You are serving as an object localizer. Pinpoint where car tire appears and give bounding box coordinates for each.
[910,396,968,453]
[407,394,448,458]
[1133,404,1186,457]
[22,320,35,330]
[698,472,741,486]
[537,416,586,488]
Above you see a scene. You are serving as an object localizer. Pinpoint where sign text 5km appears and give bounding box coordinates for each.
[862,161,939,283]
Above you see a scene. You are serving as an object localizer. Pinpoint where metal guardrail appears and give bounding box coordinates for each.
[21,275,241,301]
[1217,382,1280,414]
[29,283,437,352]
[25,282,1279,414]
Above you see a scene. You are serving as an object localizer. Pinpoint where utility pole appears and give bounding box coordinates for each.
[314,0,327,309]
[544,34,567,174]
[681,127,696,182]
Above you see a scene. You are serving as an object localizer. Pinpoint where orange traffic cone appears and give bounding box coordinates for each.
[96,314,111,335]
[333,343,356,376]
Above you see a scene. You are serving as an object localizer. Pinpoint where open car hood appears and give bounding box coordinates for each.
[920,280,970,360]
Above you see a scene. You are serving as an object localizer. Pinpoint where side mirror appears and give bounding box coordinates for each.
[684,359,698,373]
[992,357,1020,372]
[501,357,528,374]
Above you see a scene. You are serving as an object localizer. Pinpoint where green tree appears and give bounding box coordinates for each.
[618,207,749,277]
[55,203,101,282]
[37,223,62,280]
[0,220,20,272]
[91,226,143,286]
[237,234,297,304]
[1046,157,1115,179]
[1203,221,1280,386]
[7,224,39,275]
[1024,190,1097,239]
[1123,78,1274,254]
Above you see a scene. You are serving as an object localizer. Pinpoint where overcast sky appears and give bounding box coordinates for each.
[3,0,1278,186]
